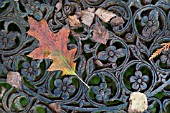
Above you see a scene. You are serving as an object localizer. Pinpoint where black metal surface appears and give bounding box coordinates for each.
[0,0,170,112]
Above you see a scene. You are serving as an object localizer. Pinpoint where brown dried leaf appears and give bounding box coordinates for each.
[7,71,22,90]
[55,0,62,12]
[149,42,170,60]
[49,102,61,113]
[95,8,116,23]
[81,8,95,27]
[92,22,109,44]
[110,16,125,26]
[68,15,82,27]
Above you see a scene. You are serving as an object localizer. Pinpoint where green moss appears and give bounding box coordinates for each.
[123,66,135,89]
[68,35,76,43]
[22,77,36,90]
[154,91,164,99]
[88,76,100,85]
[0,82,11,89]
[164,84,170,90]
[136,21,142,32]
[89,89,95,99]
[36,106,46,113]
[105,76,112,87]
[149,103,157,113]
[166,103,170,113]
[20,97,28,107]
[140,66,151,75]
[105,76,117,97]
[57,71,62,79]
[49,75,55,91]
[160,62,167,69]
[72,78,79,89]
[11,103,18,112]
[106,100,123,106]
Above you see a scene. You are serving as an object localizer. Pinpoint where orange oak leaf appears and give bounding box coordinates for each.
[27,17,89,88]
[27,16,76,75]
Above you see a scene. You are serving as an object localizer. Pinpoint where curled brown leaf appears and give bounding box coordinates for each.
[95,8,116,23]
[81,8,95,26]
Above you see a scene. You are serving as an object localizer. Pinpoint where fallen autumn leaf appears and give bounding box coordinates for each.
[81,8,95,27]
[68,15,82,27]
[92,22,110,44]
[7,71,22,90]
[27,17,89,88]
[95,8,116,23]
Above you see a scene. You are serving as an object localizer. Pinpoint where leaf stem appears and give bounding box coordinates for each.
[58,52,90,89]
[74,73,90,89]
